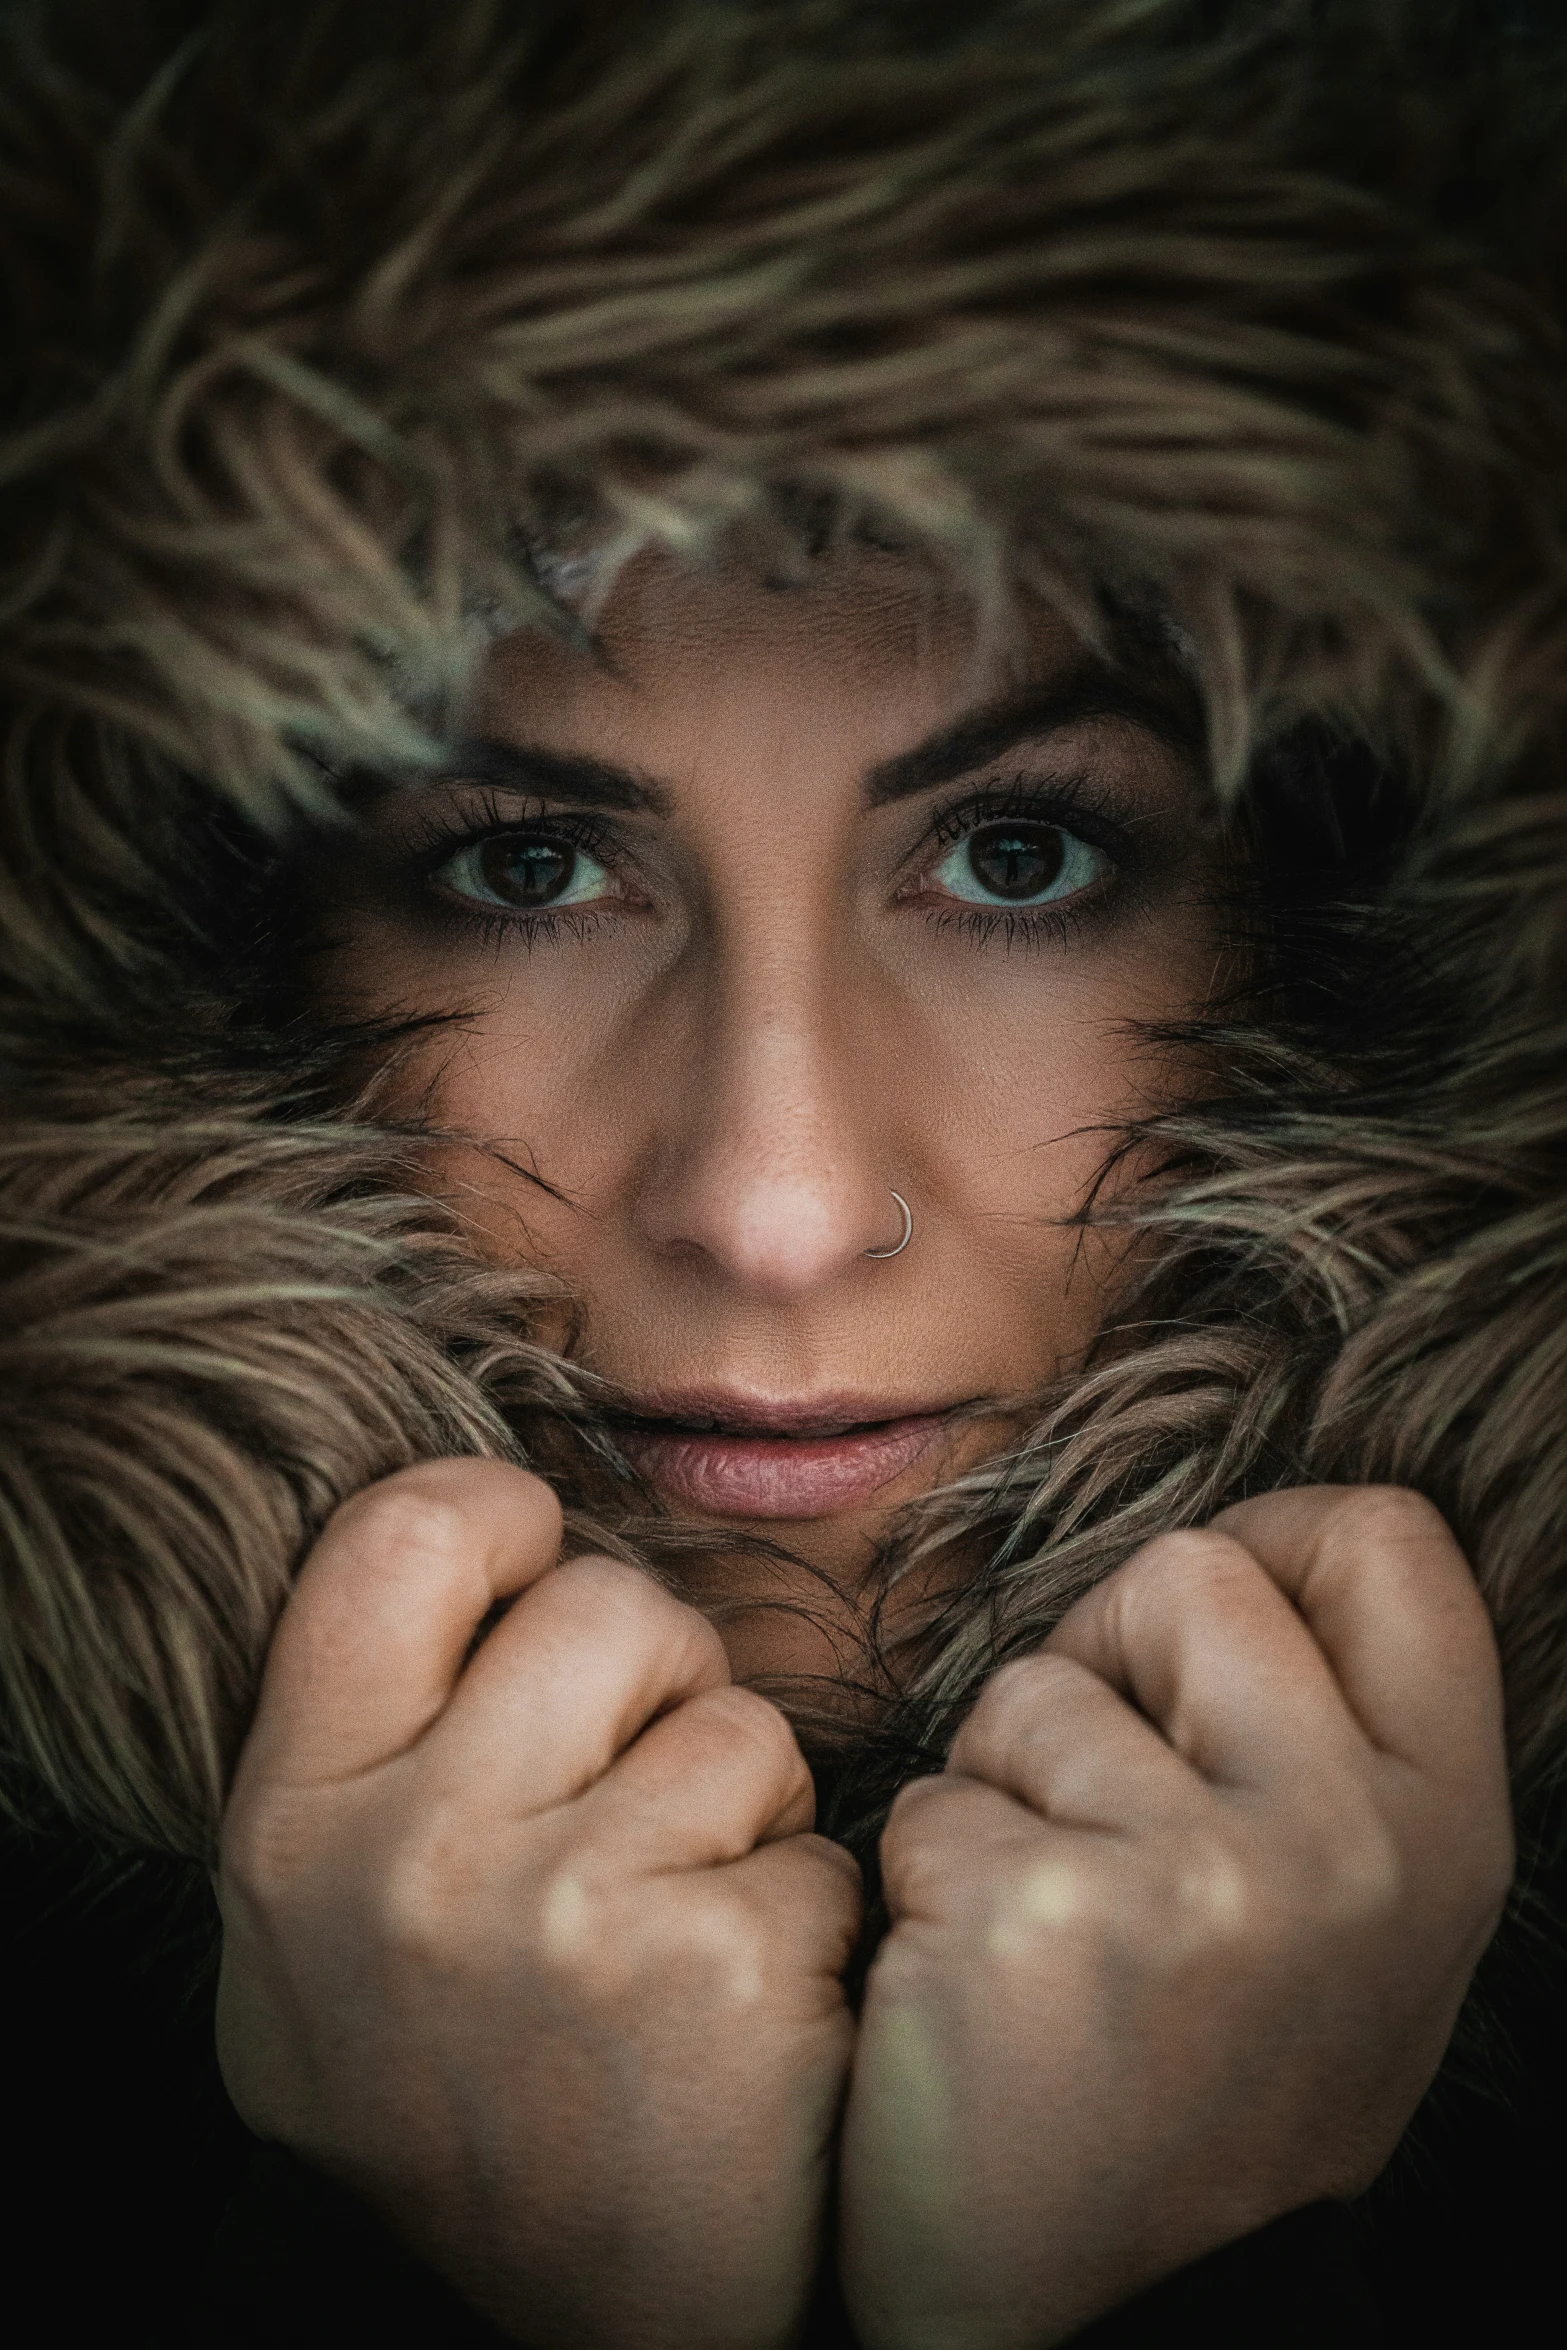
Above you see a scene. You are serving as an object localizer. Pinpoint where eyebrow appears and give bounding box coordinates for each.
[430,665,1202,818]
[429,736,672,815]
[861,673,1205,807]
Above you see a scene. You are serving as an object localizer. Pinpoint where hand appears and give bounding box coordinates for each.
[838,1485,1513,2350]
[215,1460,861,2350]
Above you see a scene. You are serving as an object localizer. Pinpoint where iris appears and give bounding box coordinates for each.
[935,821,1104,907]
[440,832,614,909]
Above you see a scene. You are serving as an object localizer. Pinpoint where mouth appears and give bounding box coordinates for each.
[607,1393,969,1521]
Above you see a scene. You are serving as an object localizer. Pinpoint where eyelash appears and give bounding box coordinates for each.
[404,775,1133,948]
[407,791,625,947]
[913,776,1133,947]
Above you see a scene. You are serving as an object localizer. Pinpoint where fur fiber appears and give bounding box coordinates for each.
[3,0,1567,1865]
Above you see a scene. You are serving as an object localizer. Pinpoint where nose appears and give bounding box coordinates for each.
[632,952,904,1301]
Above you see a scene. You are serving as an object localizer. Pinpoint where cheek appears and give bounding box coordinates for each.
[889,924,1214,1337]
[899,924,1209,1195]
[401,1018,639,1280]
[346,927,665,1177]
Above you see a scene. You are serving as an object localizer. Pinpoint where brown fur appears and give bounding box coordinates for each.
[3,0,1567,1862]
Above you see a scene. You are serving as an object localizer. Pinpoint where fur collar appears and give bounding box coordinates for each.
[2,0,1565,1861]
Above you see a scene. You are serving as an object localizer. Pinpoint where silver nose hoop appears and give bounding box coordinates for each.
[865,1190,913,1260]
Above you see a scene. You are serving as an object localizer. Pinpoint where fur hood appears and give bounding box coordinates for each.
[3,0,1567,1866]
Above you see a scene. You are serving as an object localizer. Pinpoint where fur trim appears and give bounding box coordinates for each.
[3,0,1567,1858]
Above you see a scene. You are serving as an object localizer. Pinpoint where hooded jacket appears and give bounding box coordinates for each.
[5,0,1567,1860]
[3,9,1567,2322]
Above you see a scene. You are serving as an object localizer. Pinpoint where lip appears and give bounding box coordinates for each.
[609,1392,964,1520]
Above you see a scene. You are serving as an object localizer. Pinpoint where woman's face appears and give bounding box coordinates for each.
[313,548,1225,1695]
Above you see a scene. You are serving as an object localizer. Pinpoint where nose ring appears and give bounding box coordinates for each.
[865,1190,913,1260]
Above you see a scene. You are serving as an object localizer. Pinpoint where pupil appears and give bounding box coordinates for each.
[480,835,575,906]
[967,823,1065,901]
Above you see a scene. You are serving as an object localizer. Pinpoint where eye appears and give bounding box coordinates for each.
[931,819,1109,907]
[434,830,617,912]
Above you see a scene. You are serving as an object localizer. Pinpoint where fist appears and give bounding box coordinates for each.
[839,1486,1513,2350]
[215,1460,861,2350]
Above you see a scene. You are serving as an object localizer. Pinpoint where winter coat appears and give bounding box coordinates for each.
[2,1,1566,2341]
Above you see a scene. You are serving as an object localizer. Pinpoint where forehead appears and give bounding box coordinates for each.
[467,544,1085,750]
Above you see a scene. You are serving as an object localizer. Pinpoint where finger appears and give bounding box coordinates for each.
[582,1683,817,1867]
[726,1833,865,1984]
[1046,1527,1364,1793]
[548,1837,861,2018]
[241,1461,565,1785]
[877,1769,1086,1930]
[947,1651,1205,1832]
[1209,1485,1505,1778]
[424,1554,730,1808]
[878,1770,1017,1924]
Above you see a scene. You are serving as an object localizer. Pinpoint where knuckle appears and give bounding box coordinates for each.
[373,1812,484,1970]
[662,1593,732,1675]
[1109,1531,1263,1649]
[553,1550,654,1613]
[953,1651,1089,1776]
[671,1895,775,2014]
[1129,1527,1259,1605]
[882,1771,947,1847]
[1339,1809,1408,1918]
[565,1555,723,1660]
[1086,1817,1268,1967]
[881,1779,1052,1931]
[1330,1483,1450,1543]
[983,1652,1058,1703]
[375,1844,452,1966]
[690,1885,775,1997]
[1286,1787,1407,1933]
[981,1849,1106,1958]
[1314,1484,1460,1578]
[333,1461,564,1570]
[551,1868,771,2014]
[800,1837,866,1937]
[330,1482,474,1580]
[530,1856,627,1991]
[879,1778,959,1898]
[984,1830,1265,1974]
[688,1684,804,1780]
[1162,1827,1260,1945]
[975,1650,1082,1726]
